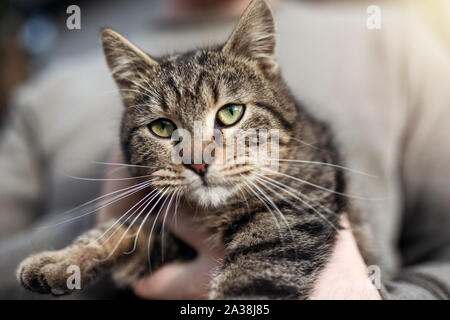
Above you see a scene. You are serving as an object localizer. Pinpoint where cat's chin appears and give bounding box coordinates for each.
[187,184,234,208]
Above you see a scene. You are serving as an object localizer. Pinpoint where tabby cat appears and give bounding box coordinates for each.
[17,0,371,299]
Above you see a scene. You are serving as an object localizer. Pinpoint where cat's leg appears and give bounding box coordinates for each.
[17,221,142,295]
[210,210,339,299]
[18,220,196,295]
[17,219,195,295]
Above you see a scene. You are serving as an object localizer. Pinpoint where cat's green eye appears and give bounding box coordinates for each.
[148,119,176,138]
[216,104,245,127]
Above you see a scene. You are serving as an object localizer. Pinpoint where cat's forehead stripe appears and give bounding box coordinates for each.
[166,77,181,102]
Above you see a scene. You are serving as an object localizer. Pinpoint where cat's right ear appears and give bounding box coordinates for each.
[223,0,277,74]
[101,28,158,92]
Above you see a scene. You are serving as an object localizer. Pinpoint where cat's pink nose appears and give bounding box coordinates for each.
[186,162,208,176]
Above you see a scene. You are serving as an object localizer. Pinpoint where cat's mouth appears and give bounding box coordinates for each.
[184,172,240,207]
[188,183,234,208]
[180,164,248,207]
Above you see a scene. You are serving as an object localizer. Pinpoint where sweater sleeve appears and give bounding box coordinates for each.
[380,10,450,300]
[0,93,45,239]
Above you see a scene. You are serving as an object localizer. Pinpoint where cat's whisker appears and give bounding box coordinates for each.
[160,191,177,264]
[145,190,172,259]
[255,175,338,233]
[170,190,182,232]
[241,178,285,243]
[255,174,338,231]
[124,188,169,255]
[105,165,130,176]
[98,195,156,245]
[261,167,388,201]
[95,187,166,262]
[91,161,157,169]
[256,173,335,214]
[246,177,297,247]
[96,188,158,243]
[41,180,154,229]
[62,173,155,182]
[146,191,173,272]
[264,158,378,178]
[256,172,336,216]
[286,135,331,153]
[50,179,153,219]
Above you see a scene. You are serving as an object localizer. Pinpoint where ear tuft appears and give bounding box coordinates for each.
[223,0,277,73]
[101,28,158,93]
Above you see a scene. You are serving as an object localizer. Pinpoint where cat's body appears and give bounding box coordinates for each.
[18,0,371,299]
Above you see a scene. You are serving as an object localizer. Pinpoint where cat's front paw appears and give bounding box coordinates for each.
[17,251,75,296]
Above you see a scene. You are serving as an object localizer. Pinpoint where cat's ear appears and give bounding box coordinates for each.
[223,0,277,73]
[101,28,158,92]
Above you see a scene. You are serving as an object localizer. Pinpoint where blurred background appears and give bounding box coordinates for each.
[1,0,450,121]
[0,0,450,299]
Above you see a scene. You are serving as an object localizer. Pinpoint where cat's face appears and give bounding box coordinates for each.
[101,0,298,208]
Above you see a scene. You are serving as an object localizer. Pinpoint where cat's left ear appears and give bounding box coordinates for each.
[101,28,158,93]
[223,0,277,74]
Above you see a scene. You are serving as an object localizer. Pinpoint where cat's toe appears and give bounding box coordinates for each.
[39,263,73,295]
[18,252,56,294]
[17,252,71,295]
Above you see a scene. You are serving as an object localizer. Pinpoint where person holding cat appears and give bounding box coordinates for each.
[1,0,450,299]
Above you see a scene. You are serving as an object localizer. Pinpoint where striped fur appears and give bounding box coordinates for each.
[18,0,370,299]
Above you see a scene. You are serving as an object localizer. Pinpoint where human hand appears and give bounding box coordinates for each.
[308,214,382,300]
[133,207,225,299]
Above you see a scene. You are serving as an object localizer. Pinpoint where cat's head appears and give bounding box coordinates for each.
[101,0,299,208]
